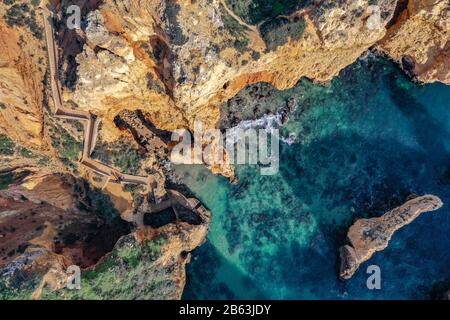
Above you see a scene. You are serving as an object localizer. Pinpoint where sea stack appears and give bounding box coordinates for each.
[339,195,443,280]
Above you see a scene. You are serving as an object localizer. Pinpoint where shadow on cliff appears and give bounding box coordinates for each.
[51,0,104,91]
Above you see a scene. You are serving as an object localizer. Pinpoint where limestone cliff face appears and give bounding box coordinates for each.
[11,172,80,210]
[2,0,448,178]
[69,0,400,138]
[69,2,188,140]
[339,195,443,280]
[377,0,450,84]
[0,20,46,149]
[1,0,448,174]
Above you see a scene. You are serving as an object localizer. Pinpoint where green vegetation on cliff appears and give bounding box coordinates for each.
[49,126,82,164]
[4,1,43,39]
[0,279,37,300]
[223,1,308,52]
[0,134,15,156]
[219,3,251,53]
[0,264,41,300]
[92,138,142,175]
[0,234,168,300]
[0,135,36,160]
[0,172,13,190]
[225,0,311,25]
[41,234,170,300]
[260,16,306,51]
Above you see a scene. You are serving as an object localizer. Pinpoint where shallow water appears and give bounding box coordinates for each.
[176,56,450,300]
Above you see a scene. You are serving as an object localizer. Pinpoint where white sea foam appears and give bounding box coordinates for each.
[226,111,297,145]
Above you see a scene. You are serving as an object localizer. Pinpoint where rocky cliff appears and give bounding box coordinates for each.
[0,167,211,300]
[68,0,401,137]
[0,0,449,300]
[0,13,47,149]
[377,0,449,84]
[339,195,443,280]
[0,0,448,176]
[0,169,124,297]
[36,217,211,300]
[67,0,450,138]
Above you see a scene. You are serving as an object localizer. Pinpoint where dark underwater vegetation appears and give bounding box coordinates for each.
[175,55,450,299]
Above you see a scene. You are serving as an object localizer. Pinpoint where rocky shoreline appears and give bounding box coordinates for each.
[0,0,449,300]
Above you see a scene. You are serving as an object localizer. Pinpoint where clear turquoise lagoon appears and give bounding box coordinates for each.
[176,55,450,300]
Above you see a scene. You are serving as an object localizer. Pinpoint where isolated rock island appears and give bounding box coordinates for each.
[339,195,443,280]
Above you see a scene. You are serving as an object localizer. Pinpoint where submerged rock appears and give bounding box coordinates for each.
[339,195,443,280]
[444,290,450,300]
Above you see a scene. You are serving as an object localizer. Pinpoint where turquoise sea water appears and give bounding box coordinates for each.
[177,56,450,299]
